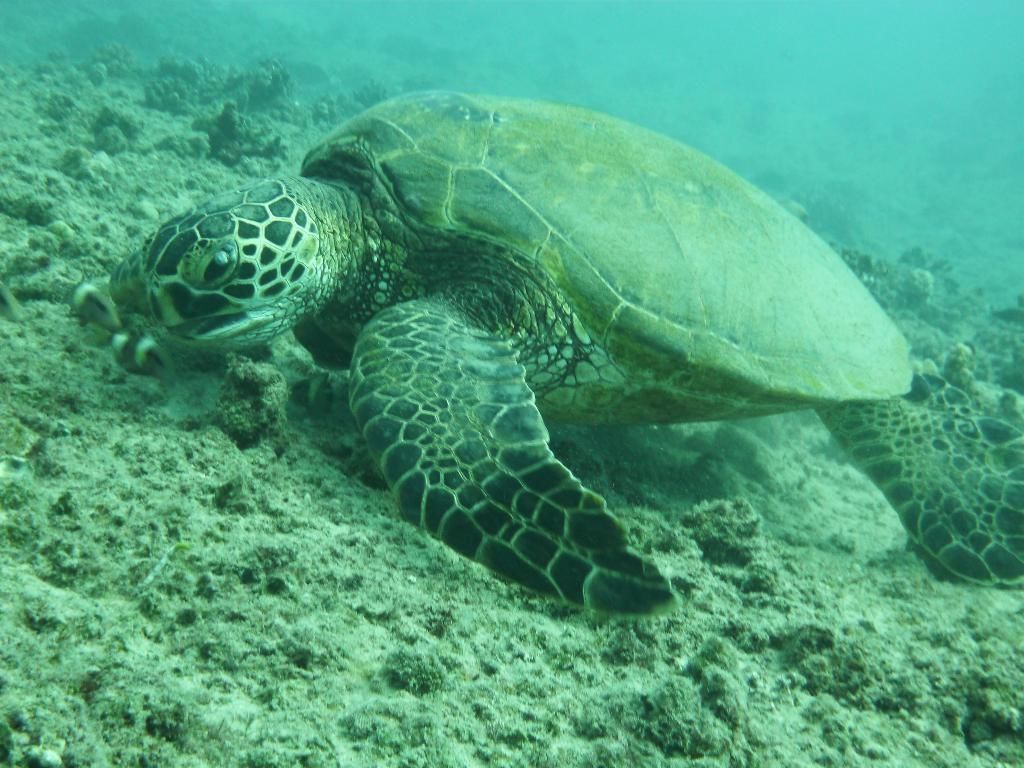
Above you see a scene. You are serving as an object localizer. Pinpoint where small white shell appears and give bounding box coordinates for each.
[0,455,31,480]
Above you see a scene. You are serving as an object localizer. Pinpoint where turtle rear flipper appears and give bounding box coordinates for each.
[349,299,676,614]
[821,374,1024,584]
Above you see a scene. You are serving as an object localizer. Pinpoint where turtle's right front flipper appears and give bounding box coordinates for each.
[349,298,676,614]
[820,374,1024,584]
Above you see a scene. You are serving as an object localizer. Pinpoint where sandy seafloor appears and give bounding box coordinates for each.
[1,5,1024,768]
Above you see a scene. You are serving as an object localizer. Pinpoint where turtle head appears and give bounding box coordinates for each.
[119,178,341,347]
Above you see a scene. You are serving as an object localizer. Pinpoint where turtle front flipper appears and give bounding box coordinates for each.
[820,374,1024,584]
[349,299,676,614]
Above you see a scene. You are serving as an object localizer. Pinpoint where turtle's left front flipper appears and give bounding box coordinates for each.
[819,374,1024,584]
[348,298,676,613]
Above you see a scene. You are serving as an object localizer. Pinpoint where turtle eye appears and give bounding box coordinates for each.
[202,241,238,286]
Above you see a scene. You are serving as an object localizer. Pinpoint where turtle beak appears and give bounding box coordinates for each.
[149,277,293,346]
[168,309,277,343]
[150,282,243,339]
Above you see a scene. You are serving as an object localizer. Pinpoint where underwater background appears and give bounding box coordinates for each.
[6,0,1023,301]
[1,1,1022,766]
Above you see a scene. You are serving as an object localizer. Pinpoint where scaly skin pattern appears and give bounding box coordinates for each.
[110,175,675,612]
[108,174,1024,610]
[111,177,359,346]
[349,298,675,613]
[820,374,1024,584]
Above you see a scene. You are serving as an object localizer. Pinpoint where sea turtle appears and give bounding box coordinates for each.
[106,91,1024,613]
